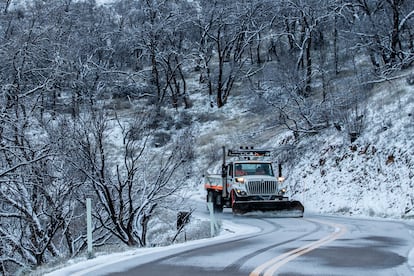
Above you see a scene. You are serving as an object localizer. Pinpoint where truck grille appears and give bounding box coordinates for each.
[246,180,278,195]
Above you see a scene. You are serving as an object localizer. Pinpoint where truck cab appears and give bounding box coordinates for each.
[225,160,288,211]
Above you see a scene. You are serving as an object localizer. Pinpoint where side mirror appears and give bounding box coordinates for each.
[221,165,227,178]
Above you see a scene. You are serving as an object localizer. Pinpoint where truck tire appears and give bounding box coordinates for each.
[207,191,214,212]
[214,199,223,213]
[230,190,241,215]
[207,191,223,213]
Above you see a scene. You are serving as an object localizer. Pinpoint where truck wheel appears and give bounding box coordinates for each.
[207,191,223,213]
[214,203,223,213]
[207,191,214,203]
[230,190,239,214]
[214,192,223,213]
[207,191,214,212]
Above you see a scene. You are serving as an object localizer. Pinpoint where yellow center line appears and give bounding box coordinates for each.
[249,218,347,276]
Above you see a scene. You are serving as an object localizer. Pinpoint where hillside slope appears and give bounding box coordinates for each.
[190,73,414,219]
[287,75,414,218]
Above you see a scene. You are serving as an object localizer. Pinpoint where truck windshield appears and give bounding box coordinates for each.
[234,163,274,176]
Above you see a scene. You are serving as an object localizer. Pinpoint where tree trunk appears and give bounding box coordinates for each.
[390,0,402,63]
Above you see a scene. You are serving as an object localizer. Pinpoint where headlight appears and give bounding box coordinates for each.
[235,177,245,183]
[279,188,286,195]
[278,176,285,183]
[236,189,247,196]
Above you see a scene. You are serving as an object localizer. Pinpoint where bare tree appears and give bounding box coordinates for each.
[69,110,192,247]
[2,0,12,14]
[0,2,104,272]
[0,95,84,274]
[195,1,265,107]
[344,0,414,73]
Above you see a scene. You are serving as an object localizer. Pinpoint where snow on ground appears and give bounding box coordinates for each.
[187,72,414,219]
[285,76,414,218]
[41,216,260,276]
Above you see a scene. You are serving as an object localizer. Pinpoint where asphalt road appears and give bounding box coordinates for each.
[95,210,414,276]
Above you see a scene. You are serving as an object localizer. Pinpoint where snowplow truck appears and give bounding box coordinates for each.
[204,147,304,216]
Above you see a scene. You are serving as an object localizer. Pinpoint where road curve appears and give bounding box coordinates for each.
[90,211,414,276]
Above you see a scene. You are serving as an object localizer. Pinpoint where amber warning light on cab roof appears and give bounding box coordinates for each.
[227,147,271,157]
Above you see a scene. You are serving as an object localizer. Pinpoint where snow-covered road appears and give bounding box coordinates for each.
[48,211,414,276]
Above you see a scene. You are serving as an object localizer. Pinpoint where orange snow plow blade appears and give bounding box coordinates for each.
[232,200,304,217]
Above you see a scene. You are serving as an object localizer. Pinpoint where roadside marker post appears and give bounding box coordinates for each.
[86,198,94,259]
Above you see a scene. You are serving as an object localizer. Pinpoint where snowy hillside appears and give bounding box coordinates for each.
[189,72,414,219]
[287,75,414,218]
